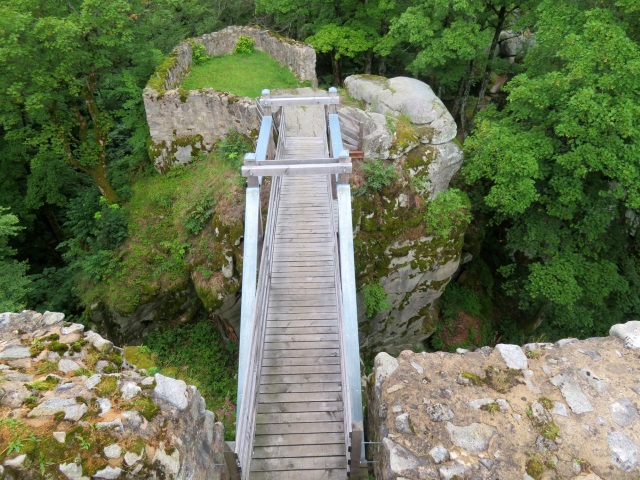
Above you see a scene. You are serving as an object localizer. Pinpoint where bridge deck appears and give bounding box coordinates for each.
[249,135,347,478]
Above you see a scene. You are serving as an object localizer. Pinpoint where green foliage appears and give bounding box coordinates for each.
[218,129,253,171]
[0,206,31,311]
[464,0,640,338]
[358,159,396,194]
[440,283,482,324]
[191,42,210,66]
[307,24,372,60]
[423,189,472,239]
[362,282,391,319]
[234,35,255,55]
[181,50,303,98]
[183,197,216,235]
[80,153,241,313]
[145,317,238,439]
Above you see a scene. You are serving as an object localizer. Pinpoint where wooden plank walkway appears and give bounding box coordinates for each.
[250,132,347,478]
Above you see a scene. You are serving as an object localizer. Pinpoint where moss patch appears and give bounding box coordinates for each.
[95,376,118,397]
[123,346,156,370]
[80,150,244,315]
[26,376,60,391]
[128,395,160,421]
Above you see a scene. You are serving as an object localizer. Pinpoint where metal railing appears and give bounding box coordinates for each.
[233,87,365,478]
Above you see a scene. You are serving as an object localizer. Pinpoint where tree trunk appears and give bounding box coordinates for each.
[86,162,119,204]
[332,55,342,86]
[364,49,373,74]
[451,76,467,120]
[473,6,508,118]
[459,60,475,139]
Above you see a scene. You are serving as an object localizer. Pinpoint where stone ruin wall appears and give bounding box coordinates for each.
[143,26,317,172]
[0,311,227,480]
[369,320,640,480]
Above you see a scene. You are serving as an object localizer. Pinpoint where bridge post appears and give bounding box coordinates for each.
[338,149,350,184]
[328,86,338,114]
[261,88,271,116]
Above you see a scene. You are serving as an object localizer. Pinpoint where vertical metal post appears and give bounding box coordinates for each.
[338,149,350,184]
[349,428,363,479]
[223,442,241,480]
[329,86,338,114]
[261,88,271,116]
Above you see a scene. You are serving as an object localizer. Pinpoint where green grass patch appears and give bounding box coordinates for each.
[80,151,245,313]
[123,346,156,371]
[181,50,303,98]
[145,317,238,440]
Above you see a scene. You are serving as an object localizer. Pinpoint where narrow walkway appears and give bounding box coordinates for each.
[249,106,346,479]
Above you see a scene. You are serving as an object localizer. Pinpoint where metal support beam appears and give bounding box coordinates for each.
[242,162,352,177]
[236,186,260,419]
[337,183,365,465]
[328,114,344,159]
[259,95,339,107]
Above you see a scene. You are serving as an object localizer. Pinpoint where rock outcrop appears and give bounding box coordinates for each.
[0,311,226,480]
[368,321,640,479]
[343,75,465,355]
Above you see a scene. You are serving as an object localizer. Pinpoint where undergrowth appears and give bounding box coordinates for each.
[144,317,238,440]
[80,150,244,314]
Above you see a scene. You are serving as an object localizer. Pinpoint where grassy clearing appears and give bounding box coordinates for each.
[80,151,245,313]
[182,50,303,97]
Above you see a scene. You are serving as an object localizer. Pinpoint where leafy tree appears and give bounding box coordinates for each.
[464,0,640,337]
[378,0,537,132]
[0,208,31,312]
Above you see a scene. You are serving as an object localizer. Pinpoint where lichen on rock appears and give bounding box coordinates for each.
[0,310,227,479]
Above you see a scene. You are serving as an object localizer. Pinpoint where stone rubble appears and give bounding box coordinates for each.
[369,320,640,479]
[0,310,227,480]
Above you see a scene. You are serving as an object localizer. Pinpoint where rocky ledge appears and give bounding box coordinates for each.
[369,321,640,479]
[0,311,226,480]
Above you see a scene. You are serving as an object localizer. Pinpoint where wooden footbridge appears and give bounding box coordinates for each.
[224,89,366,479]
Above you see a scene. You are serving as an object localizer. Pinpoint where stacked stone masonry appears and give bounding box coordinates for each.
[0,310,226,480]
[369,321,640,479]
[144,26,317,171]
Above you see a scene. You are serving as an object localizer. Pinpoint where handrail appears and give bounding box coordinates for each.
[327,175,352,464]
[235,176,282,476]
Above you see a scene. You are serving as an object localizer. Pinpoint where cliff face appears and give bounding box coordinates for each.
[343,75,466,356]
[0,311,226,480]
[368,321,640,479]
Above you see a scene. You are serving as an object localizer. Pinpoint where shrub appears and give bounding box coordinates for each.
[359,159,396,194]
[234,35,254,55]
[217,129,253,171]
[183,197,216,235]
[362,282,391,319]
[423,188,471,239]
[191,42,210,66]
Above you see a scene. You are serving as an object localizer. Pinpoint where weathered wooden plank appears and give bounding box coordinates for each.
[259,382,342,395]
[260,373,342,384]
[270,271,335,278]
[251,456,345,471]
[268,281,336,288]
[267,301,337,310]
[269,305,336,314]
[265,326,338,335]
[263,341,340,352]
[266,319,338,328]
[257,400,343,414]
[252,443,344,459]
[249,469,345,480]
[266,313,339,321]
[262,348,339,358]
[255,410,344,424]
[264,333,340,343]
[261,364,341,375]
[254,421,343,435]
[258,390,342,403]
[253,432,344,446]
